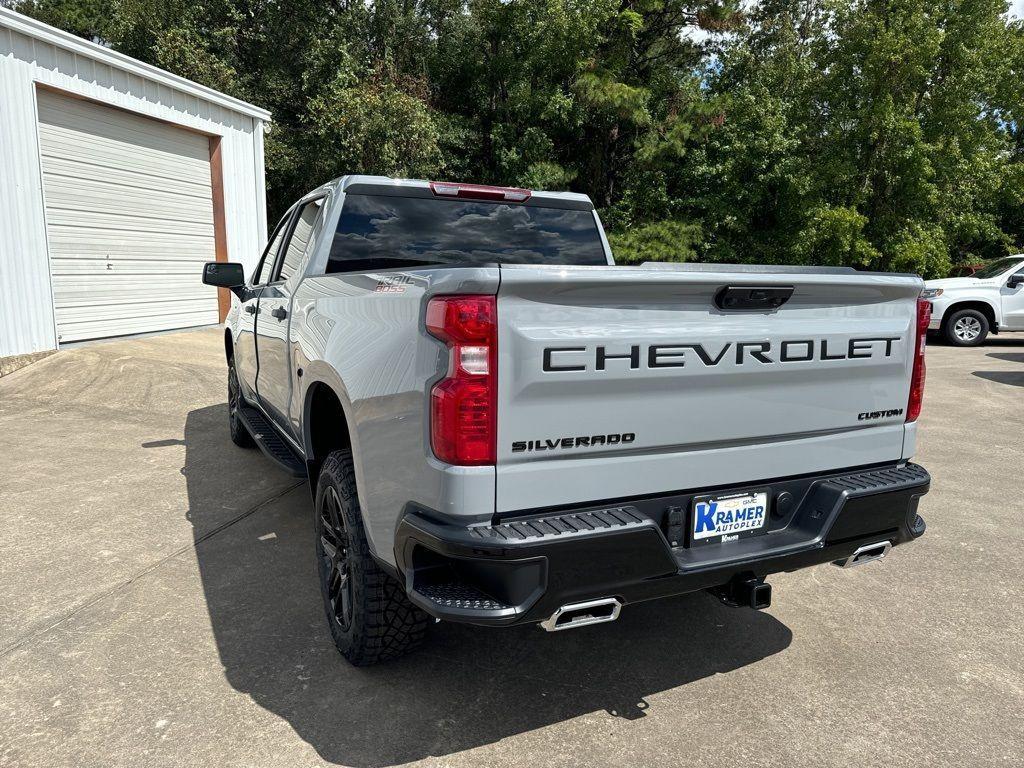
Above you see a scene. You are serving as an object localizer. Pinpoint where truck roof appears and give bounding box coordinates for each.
[325,175,595,211]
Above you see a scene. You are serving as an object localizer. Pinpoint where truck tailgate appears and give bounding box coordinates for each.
[495,264,922,513]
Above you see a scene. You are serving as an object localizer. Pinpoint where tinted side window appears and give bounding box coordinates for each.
[255,216,291,285]
[277,199,326,282]
[975,256,1024,279]
[327,194,607,273]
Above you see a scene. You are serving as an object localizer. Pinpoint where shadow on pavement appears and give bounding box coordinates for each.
[971,370,1024,387]
[182,404,792,768]
[986,352,1024,364]
[981,336,1024,347]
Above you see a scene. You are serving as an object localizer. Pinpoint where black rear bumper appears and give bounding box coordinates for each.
[394,462,930,626]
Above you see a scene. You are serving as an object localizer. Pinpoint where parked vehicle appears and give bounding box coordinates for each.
[203,175,931,666]
[922,255,1024,346]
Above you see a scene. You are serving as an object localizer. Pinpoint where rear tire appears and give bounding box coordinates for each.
[228,360,256,448]
[314,450,430,666]
[943,308,989,346]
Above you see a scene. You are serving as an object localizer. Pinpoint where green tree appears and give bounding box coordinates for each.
[12,0,115,41]
[14,0,1024,274]
[683,0,1024,275]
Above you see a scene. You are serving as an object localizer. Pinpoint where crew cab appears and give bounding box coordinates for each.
[202,175,931,666]
[923,255,1024,345]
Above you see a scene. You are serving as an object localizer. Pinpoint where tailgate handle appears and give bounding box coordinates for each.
[715,285,794,311]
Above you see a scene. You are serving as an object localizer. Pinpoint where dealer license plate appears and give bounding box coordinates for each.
[691,489,769,546]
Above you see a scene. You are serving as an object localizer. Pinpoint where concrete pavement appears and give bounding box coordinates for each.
[0,327,1022,767]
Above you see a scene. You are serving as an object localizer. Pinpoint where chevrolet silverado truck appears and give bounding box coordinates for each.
[922,255,1024,346]
[202,175,932,666]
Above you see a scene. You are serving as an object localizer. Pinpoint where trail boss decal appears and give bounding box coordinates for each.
[373,275,412,293]
[542,336,901,372]
[512,433,636,453]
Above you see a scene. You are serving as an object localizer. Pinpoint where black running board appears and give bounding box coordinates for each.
[237,405,307,477]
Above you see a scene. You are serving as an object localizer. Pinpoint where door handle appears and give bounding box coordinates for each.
[271,307,288,321]
[244,305,257,315]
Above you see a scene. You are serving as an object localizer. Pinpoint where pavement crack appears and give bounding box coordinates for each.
[0,481,305,660]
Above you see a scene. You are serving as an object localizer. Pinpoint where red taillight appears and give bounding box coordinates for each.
[429,181,531,203]
[426,295,497,465]
[906,297,931,422]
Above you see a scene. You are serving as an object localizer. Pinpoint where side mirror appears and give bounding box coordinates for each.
[202,262,245,288]
[202,262,252,301]
[1008,273,1024,289]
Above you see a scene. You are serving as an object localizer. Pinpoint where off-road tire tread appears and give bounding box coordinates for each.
[316,450,430,666]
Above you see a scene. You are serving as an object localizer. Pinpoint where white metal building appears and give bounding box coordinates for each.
[0,7,271,360]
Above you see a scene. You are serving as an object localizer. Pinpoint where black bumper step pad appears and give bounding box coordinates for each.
[821,463,930,496]
[470,506,647,543]
[237,405,307,477]
[416,582,510,612]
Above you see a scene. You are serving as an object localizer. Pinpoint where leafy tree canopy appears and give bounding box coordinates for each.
[14,0,1024,275]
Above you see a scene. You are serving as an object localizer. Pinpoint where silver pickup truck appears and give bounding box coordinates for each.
[203,175,932,666]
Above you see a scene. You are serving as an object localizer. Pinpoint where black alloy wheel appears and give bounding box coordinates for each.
[318,485,354,631]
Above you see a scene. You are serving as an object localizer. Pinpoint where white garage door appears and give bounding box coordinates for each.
[36,90,219,343]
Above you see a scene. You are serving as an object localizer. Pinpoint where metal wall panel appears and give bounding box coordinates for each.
[0,25,58,357]
[0,8,269,357]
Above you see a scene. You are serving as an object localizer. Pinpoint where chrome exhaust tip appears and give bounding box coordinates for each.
[540,597,622,632]
[834,540,892,568]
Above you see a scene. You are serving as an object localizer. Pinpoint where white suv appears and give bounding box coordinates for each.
[923,256,1024,346]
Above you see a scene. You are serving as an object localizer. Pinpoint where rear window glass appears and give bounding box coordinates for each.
[327,194,606,272]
